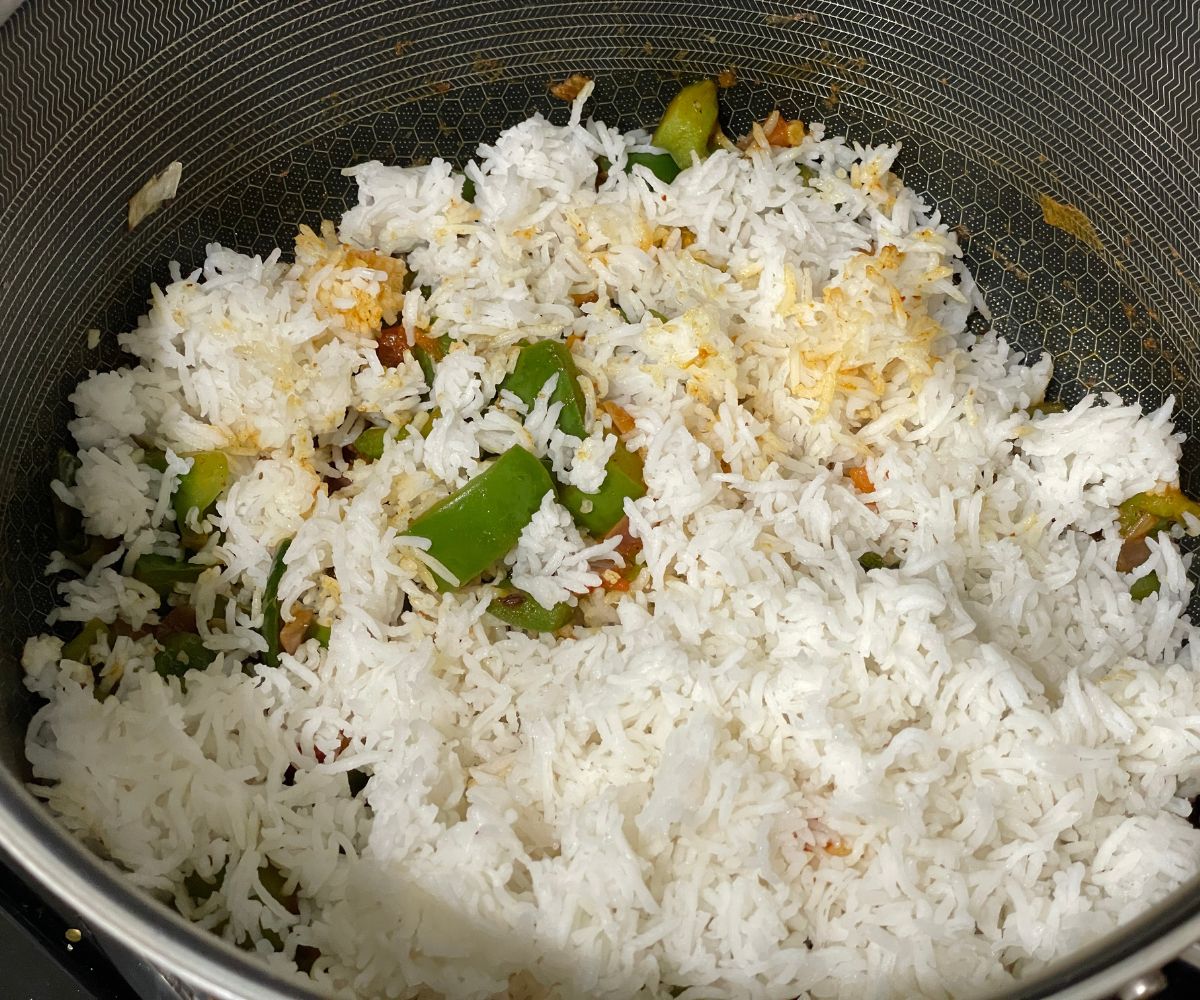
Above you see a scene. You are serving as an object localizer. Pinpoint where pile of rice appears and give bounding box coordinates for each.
[22,86,1200,999]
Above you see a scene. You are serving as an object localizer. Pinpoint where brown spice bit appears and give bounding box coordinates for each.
[823,82,841,109]
[847,465,875,494]
[155,604,197,640]
[431,81,452,95]
[601,401,636,436]
[824,839,852,857]
[313,730,352,765]
[1038,193,1103,253]
[279,608,315,657]
[549,73,592,102]
[1117,535,1152,573]
[393,39,412,56]
[498,591,526,609]
[376,324,409,368]
[716,67,738,88]
[766,115,806,147]
[570,291,599,307]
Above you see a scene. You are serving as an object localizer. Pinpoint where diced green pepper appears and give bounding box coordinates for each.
[487,586,576,632]
[1117,486,1200,538]
[406,446,553,590]
[501,340,588,439]
[858,552,886,571]
[62,618,107,663]
[1131,570,1161,602]
[461,176,476,203]
[626,151,682,183]
[174,451,229,548]
[262,538,292,668]
[133,553,204,596]
[154,632,217,678]
[558,442,646,536]
[309,621,331,648]
[52,450,113,568]
[352,426,391,462]
[599,151,681,184]
[652,80,720,170]
[141,448,169,473]
[412,333,453,387]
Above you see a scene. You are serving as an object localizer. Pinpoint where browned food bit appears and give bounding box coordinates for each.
[1116,534,1152,573]
[716,67,738,89]
[279,608,316,656]
[601,400,637,436]
[155,604,198,639]
[549,73,591,101]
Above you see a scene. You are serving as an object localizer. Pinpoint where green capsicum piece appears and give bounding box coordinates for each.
[132,553,205,596]
[501,340,588,439]
[487,586,576,632]
[1131,570,1161,602]
[154,632,217,679]
[1117,486,1200,538]
[411,333,454,388]
[174,451,229,548]
[598,151,681,184]
[557,442,646,536]
[352,426,390,462]
[62,618,107,663]
[262,538,292,667]
[406,446,553,590]
[309,621,332,648]
[651,79,720,170]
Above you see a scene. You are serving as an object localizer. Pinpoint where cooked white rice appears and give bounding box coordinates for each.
[22,87,1200,999]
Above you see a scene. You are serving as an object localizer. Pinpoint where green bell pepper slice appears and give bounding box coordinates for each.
[1117,487,1200,538]
[598,151,681,184]
[62,618,107,663]
[262,538,291,668]
[174,451,229,548]
[1131,570,1161,602]
[406,446,553,590]
[558,442,646,537]
[487,586,576,632]
[652,79,719,170]
[132,553,205,596]
[501,340,588,439]
[154,632,217,679]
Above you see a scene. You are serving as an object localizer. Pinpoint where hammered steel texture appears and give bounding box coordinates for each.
[3,1,1200,997]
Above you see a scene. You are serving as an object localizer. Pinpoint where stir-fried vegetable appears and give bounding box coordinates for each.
[376,323,452,385]
[1116,485,1200,572]
[262,538,292,668]
[407,445,553,590]
[352,425,401,462]
[501,340,588,439]
[154,632,217,678]
[309,621,332,648]
[174,451,229,548]
[132,553,205,596]
[1117,487,1200,538]
[598,151,681,184]
[487,586,576,632]
[1131,570,1161,602]
[558,442,646,537]
[62,618,107,663]
[652,79,720,169]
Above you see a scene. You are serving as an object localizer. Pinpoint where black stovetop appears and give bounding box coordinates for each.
[3,853,1200,1000]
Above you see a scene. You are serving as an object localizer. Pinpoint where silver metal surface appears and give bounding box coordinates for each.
[1115,970,1168,1000]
